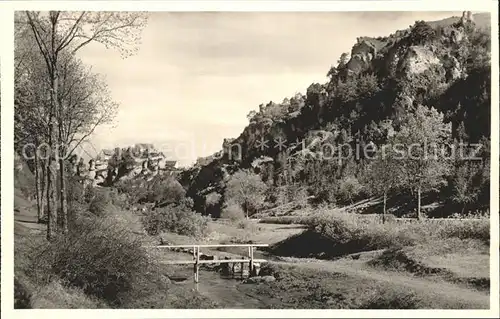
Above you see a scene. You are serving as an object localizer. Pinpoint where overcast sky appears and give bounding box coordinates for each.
[78,11,463,166]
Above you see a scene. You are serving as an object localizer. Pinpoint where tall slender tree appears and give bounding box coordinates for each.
[19,11,147,238]
[394,105,451,219]
[367,143,404,223]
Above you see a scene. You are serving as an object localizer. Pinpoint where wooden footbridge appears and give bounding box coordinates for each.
[152,243,269,283]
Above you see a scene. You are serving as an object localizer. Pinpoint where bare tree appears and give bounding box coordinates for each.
[15,27,51,223]
[21,11,148,239]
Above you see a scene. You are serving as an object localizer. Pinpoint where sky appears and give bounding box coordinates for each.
[77,11,463,167]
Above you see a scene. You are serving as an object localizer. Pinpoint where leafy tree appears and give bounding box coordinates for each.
[148,176,185,206]
[336,176,363,205]
[366,144,404,222]
[204,192,222,216]
[225,169,267,219]
[394,105,451,219]
[450,162,481,213]
[408,20,437,45]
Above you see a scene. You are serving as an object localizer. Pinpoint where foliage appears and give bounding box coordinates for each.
[204,191,222,216]
[29,280,107,309]
[408,20,437,45]
[205,191,222,207]
[225,169,268,218]
[24,215,159,306]
[146,176,186,204]
[393,105,452,217]
[336,176,363,204]
[143,205,209,238]
[88,189,111,217]
[221,201,246,221]
[449,162,482,211]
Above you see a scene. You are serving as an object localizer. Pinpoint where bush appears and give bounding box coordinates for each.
[336,176,363,204]
[30,280,107,309]
[221,202,245,221]
[66,177,85,204]
[179,197,194,210]
[236,219,261,232]
[433,218,489,244]
[26,215,157,306]
[204,192,222,216]
[273,210,491,258]
[143,205,208,238]
[107,188,129,210]
[83,185,98,203]
[147,176,186,204]
[115,179,148,204]
[67,201,88,227]
[14,276,32,309]
[88,190,111,216]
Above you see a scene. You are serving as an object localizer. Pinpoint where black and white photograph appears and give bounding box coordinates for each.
[1,1,498,315]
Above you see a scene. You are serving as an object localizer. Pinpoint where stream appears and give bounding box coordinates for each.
[170,269,265,308]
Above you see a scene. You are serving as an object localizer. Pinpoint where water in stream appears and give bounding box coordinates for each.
[171,269,265,308]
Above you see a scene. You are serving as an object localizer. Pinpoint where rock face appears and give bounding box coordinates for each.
[70,143,178,186]
[347,39,378,73]
[401,46,441,76]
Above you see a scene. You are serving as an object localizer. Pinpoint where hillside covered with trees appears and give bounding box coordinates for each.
[180,12,491,219]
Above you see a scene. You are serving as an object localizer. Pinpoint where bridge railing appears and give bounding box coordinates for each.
[152,243,269,283]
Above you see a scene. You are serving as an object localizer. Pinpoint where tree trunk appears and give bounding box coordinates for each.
[383,191,387,224]
[417,186,421,220]
[34,148,43,223]
[40,159,47,219]
[59,157,68,234]
[46,152,57,240]
[47,56,59,239]
[58,129,68,233]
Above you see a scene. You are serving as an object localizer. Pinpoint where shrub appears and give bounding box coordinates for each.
[143,205,208,238]
[26,215,156,306]
[14,276,32,309]
[115,179,148,204]
[83,185,98,203]
[236,219,261,232]
[408,20,437,45]
[274,210,491,258]
[147,176,186,204]
[204,192,222,216]
[433,218,489,244]
[67,201,88,227]
[179,197,194,210]
[107,188,129,210]
[30,280,107,309]
[221,202,245,221]
[336,176,363,204]
[88,190,111,216]
[66,177,85,204]
[359,286,423,309]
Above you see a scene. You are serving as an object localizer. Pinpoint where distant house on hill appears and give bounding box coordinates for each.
[134,143,155,157]
[164,160,177,169]
[96,149,114,162]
